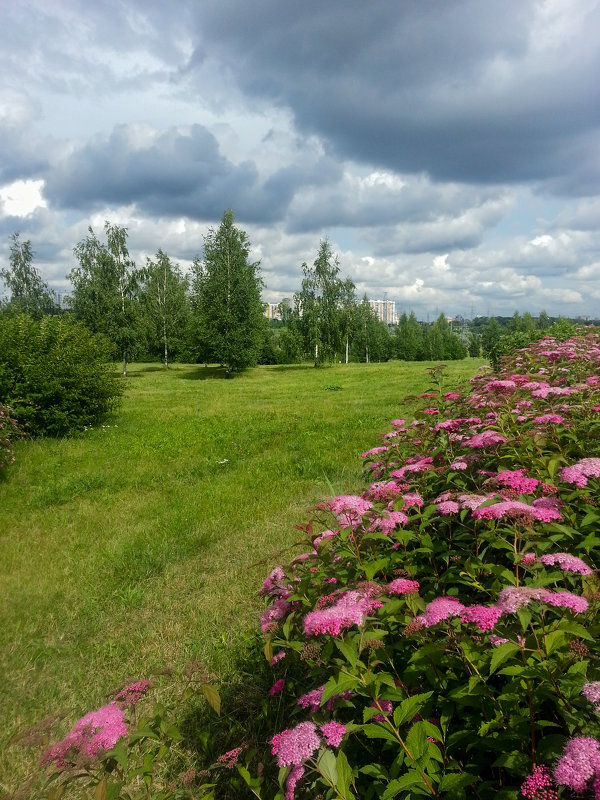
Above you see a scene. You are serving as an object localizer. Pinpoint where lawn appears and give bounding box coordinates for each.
[0,358,483,789]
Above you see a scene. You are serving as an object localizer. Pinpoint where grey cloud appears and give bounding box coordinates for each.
[42,124,312,224]
[189,0,600,193]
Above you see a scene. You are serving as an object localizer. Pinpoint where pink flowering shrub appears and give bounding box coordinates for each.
[246,332,600,799]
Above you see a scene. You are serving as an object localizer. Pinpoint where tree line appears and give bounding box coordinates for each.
[6,208,579,376]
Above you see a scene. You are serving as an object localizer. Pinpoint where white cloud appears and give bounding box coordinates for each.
[0,180,47,216]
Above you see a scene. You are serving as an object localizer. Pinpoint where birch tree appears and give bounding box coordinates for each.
[69,222,140,377]
[1,233,56,318]
[140,250,189,368]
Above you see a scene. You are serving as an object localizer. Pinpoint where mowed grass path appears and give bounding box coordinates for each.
[0,359,482,785]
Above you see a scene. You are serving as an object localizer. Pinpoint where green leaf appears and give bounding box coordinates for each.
[545,629,566,655]
[489,642,520,675]
[405,721,428,761]
[393,692,432,726]
[365,558,390,581]
[201,683,221,715]
[336,750,353,798]
[336,637,359,668]
[382,771,428,798]
[317,748,338,787]
[439,772,478,791]
[362,723,399,743]
[264,638,273,664]
[321,672,360,704]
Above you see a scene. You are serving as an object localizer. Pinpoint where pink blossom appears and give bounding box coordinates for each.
[260,566,288,596]
[543,590,588,614]
[370,510,408,534]
[391,418,406,427]
[520,552,537,565]
[450,459,468,470]
[313,529,338,546]
[471,500,562,523]
[297,686,324,712]
[327,495,373,527]
[271,650,286,666]
[583,682,600,711]
[534,414,565,424]
[320,721,346,747]
[271,721,321,767]
[554,736,600,793]
[537,552,593,575]
[304,590,380,636]
[402,491,424,508]
[490,635,509,646]
[361,446,388,458]
[387,578,420,595]
[496,586,547,614]
[521,765,557,799]
[285,764,305,800]
[460,605,503,632]
[113,680,151,707]
[261,598,291,632]
[444,392,461,400]
[41,704,127,768]
[561,458,600,488]
[462,431,507,449]
[270,679,285,696]
[483,379,517,393]
[391,457,434,480]
[436,500,460,515]
[417,596,465,627]
[496,469,540,494]
[217,747,243,769]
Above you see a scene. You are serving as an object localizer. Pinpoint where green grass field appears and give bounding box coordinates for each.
[0,359,483,790]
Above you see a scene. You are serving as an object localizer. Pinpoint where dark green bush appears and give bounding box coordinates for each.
[0,313,123,436]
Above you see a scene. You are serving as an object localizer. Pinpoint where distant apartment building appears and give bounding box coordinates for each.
[265,302,282,321]
[369,299,397,325]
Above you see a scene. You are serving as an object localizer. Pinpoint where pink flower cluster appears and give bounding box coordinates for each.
[554,736,600,794]
[304,590,381,636]
[271,719,345,769]
[416,596,465,627]
[113,680,151,707]
[42,704,127,769]
[387,578,420,595]
[471,500,562,523]
[327,495,373,527]
[561,457,600,488]
[520,764,557,799]
[537,552,593,575]
[583,681,600,712]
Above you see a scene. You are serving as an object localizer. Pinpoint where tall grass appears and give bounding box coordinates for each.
[0,359,482,789]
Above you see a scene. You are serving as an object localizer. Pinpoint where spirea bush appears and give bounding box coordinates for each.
[0,313,123,436]
[30,330,600,799]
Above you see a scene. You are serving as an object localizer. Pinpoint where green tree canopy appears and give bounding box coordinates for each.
[1,233,56,319]
[139,250,190,368]
[190,210,266,376]
[69,222,141,377]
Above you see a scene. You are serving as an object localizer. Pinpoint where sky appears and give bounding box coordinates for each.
[0,0,599,319]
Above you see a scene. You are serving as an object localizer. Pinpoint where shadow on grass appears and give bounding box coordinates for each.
[178,366,230,381]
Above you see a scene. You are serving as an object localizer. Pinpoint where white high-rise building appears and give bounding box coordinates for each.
[264,303,282,320]
[369,299,397,325]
